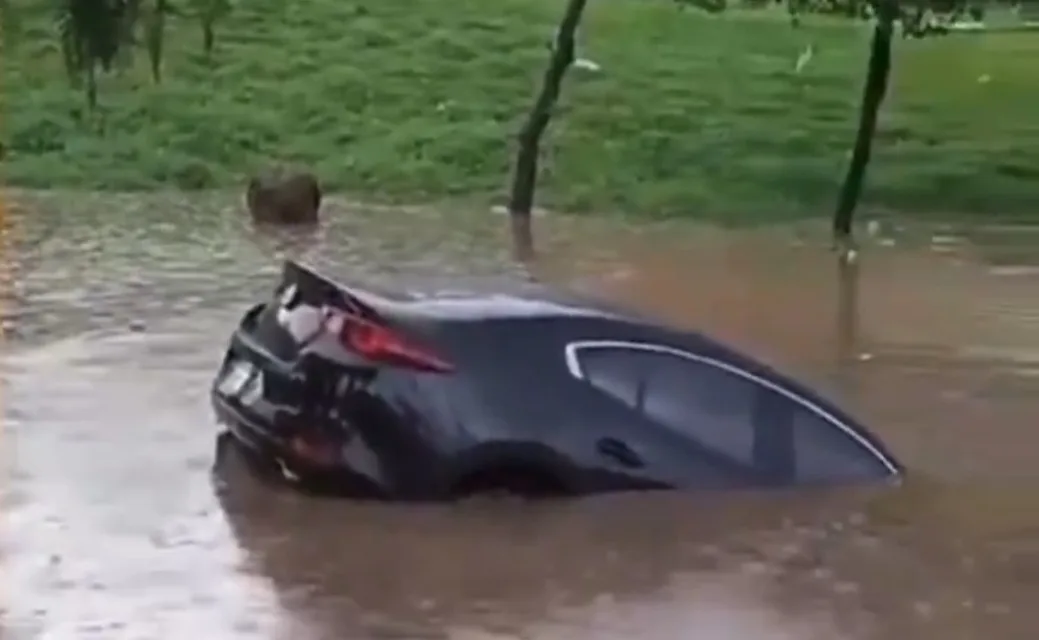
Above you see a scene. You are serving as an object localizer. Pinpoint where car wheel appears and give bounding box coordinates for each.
[452,464,566,501]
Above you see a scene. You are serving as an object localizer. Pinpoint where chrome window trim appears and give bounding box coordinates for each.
[564,340,899,475]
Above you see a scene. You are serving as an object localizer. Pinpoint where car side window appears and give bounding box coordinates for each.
[575,347,646,410]
[576,346,759,467]
[573,343,893,483]
[639,352,759,467]
[788,402,891,482]
[577,344,656,409]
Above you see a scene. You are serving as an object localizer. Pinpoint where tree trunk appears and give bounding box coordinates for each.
[832,1,896,251]
[507,0,588,260]
[787,0,801,27]
[203,22,214,57]
[147,0,166,84]
[85,62,98,110]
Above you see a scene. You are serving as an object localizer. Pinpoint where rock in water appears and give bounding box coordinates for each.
[246,169,322,225]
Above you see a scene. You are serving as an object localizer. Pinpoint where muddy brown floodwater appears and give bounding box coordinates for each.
[3,190,1038,640]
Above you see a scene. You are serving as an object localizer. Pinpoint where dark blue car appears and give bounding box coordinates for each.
[211,260,903,500]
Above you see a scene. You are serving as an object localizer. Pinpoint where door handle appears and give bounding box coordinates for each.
[597,438,644,469]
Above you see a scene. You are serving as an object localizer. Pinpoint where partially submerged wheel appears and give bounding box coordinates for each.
[451,464,566,501]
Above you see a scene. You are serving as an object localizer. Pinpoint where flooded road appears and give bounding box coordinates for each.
[4,191,1038,639]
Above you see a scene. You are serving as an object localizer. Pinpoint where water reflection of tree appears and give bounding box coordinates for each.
[248,222,321,263]
[835,253,861,394]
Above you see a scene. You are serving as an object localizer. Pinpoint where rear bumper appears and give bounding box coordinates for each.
[211,319,391,498]
[211,389,388,498]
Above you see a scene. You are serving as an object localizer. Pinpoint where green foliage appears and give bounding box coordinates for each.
[56,0,131,107]
[3,0,1039,222]
[751,0,987,30]
[17,0,231,104]
[1,0,22,51]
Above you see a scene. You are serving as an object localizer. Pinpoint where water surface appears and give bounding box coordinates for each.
[4,191,1038,639]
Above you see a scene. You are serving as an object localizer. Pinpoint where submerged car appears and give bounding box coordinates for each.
[210,260,903,500]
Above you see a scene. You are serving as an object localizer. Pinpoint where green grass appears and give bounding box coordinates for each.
[3,0,1039,222]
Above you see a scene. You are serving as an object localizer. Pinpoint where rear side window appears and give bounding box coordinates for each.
[572,343,895,484]
[788,403,891,482]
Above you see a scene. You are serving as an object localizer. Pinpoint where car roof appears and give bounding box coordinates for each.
[310,267,639,323]
[373,289,631,321]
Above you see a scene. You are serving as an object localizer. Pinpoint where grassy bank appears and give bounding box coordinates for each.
[3,0,1038,221]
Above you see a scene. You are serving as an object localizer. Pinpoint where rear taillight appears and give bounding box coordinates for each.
[322,308,453,373]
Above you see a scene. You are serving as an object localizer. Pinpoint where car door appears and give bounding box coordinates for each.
[568,341,899,489]
[569,343,763,489]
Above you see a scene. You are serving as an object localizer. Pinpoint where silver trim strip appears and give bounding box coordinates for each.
[563,339,899,475]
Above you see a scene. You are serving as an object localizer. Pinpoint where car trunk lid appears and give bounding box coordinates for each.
[249,261,452,373]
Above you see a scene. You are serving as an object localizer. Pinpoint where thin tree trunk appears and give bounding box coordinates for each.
[203,23,214,57]
[832,1,896,251]
[85,62,98,110]
[507,0,588,260]
[787,0,801,27]
[147,0,166,84]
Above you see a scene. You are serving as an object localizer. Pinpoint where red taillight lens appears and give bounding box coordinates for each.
[322,309,453,373]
